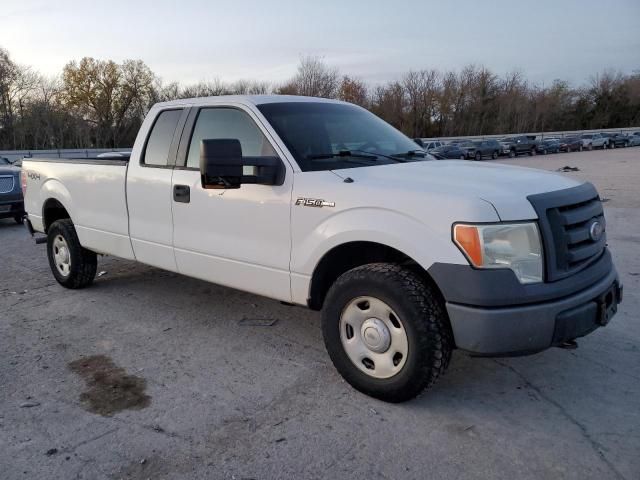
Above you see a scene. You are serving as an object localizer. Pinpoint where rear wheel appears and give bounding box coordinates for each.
[579,145,583,152]
[47,219,97,289]
[509,149,516,158]
[14,215,23,224]
[459,155,465,160]
[474,151,482,161]
[530,147,537,156]
[492,151,498,159]
[321,263,452,403]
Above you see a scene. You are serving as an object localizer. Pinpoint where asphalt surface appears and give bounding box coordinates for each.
[1,147,639,480]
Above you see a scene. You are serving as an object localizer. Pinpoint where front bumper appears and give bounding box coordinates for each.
[445,266,621,356]
[0,199,24,219]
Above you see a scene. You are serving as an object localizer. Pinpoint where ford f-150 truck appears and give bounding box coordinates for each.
[22,95,622,402]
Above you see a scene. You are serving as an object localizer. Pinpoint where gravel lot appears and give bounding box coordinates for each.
[1,147,639,480]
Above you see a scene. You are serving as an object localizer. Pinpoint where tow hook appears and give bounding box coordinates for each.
[558,340,578,350]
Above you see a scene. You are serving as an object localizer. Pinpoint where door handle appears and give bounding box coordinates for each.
[173,184,190,203]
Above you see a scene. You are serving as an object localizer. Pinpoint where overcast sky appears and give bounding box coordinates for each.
[2,0,639,87]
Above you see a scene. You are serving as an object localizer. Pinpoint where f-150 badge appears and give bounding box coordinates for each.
[295,198,335,208]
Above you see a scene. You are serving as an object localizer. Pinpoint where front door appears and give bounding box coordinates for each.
[171,105,293,301]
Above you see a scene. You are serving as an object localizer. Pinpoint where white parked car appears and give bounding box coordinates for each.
[21,95,622,402]
[580,133,608,150]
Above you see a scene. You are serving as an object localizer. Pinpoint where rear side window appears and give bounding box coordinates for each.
[143,109,183,166]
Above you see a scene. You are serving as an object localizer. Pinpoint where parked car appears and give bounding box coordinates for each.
[501,136,540,157]
[457,141,477,159]
[421,141,445,152]
[538,139,561,154]
[580,133,608,150]
[558,137,583,152]
[627,132,640,147]
[430,144,468,159]
[468,140,502,160]
[0,156,24,224]
[22,95,622,403]
[601,133,629,148]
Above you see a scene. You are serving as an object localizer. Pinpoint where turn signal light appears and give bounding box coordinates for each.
[453,225,483,266]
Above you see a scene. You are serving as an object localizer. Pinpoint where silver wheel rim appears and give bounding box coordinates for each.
[52,234,71,277]
[339,296,409,379]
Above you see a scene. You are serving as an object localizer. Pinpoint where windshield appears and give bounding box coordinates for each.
[257,102,426,171]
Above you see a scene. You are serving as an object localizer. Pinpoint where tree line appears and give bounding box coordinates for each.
[1,47,639,150]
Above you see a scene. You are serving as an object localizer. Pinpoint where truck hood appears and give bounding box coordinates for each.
[331,160,582,221]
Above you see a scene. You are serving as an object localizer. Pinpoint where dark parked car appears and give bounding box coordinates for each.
[558,137,583,152]
[538,138,561,154]
[470,139,502,160]
[430,144,468,160]
[457,141,477,159]
[601,133,630,148]
[501,135,540,157]
[0,157,24,224]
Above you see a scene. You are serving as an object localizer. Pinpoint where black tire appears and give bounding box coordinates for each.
[579,145,583,152]
[542,149,547,155]
[474,151,482,161]
[509,149,516,158]
[321,263,452,403]
[47,219,97,289]
[492,151,498,159]
[14,215,24,224]
[459,155,465,160]
[529,147,537,156]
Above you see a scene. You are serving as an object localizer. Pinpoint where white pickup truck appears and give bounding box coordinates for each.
[22,95,622,402]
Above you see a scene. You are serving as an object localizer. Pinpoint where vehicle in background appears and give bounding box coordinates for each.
[457,141,477,159]
[580,133,608,150]
[601,133,629,148]
[501,136,539,157]
[430,144,468,159]
[422,141,445,152]
[0,157,24,224]
[627,132,640,147]
[471,139,502,160]
[558,137,583,152]
[538,138,561,154]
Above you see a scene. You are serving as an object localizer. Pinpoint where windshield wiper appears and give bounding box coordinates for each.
[346,149,410,163]
[390,149,427,159]
[306,150,379,160]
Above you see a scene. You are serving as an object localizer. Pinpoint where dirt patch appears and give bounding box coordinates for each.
[68,355,150,416]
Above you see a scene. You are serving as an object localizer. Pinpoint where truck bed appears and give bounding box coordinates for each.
[23,157,134,260]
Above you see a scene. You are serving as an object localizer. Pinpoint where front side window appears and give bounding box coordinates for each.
[143,109,183,166]
[186,108,277,169]
[257,102,427,172]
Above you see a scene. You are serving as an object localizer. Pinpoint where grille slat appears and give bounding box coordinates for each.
[0,175,15,194]
[567,238,606,264]
[557,200,603,226]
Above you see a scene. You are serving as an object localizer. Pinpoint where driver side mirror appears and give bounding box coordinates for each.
[200,139,285,189]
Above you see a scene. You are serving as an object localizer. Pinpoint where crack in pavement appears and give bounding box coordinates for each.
[493,359,628,480]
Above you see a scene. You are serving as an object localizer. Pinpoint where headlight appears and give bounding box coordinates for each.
[453,222,543,284]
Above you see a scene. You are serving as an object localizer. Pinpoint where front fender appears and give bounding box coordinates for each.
[291,206,469,276]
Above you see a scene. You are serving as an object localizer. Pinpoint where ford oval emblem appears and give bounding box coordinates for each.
[589,220,604,242]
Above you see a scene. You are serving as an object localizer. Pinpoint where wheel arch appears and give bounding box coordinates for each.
[42,198,71,233]
[307,241,445,311]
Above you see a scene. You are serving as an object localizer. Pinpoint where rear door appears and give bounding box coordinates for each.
[127,107,189,271]
[170,104,293,301]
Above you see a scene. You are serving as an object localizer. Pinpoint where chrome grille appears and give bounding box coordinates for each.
[0,175,15,194]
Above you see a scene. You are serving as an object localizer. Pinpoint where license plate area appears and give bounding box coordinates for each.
[597,283,618,326]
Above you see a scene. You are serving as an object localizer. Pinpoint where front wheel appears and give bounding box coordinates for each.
[492,151,498,159]
[509,149,516,158]
[47,219,97,289]
[321,263,452,403]
[474,151,482,161]
[14,215,23,224]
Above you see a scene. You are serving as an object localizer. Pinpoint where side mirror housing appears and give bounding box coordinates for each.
[200,139,284,189]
